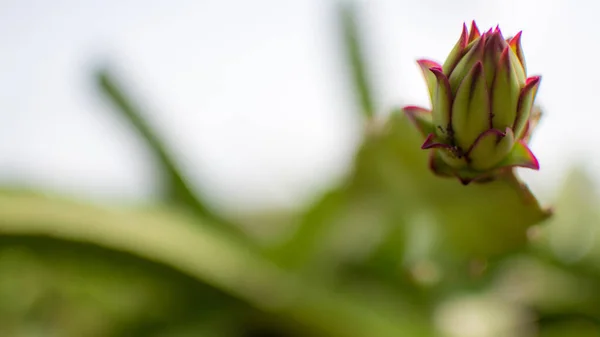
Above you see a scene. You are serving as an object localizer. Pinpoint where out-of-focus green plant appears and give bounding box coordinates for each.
[3,3,599,337]
[97,72,246,240]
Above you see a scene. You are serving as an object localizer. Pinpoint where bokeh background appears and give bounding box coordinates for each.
[3,0,596,208]
[1,0,599,336]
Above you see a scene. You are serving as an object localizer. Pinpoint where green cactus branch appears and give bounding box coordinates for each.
[95,70,243,237]
[340,3,377,119]
[0,192,433,337]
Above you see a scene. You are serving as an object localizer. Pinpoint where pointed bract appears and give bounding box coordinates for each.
[442,23,469,76]
[448,34,486,93]
[482,31,507,88]
[521,105,542,143]
[429,67,453,140]
[508,31,526,73]
[513,76,541,138]
[421,133,452,150]
[496,140,540,170]
[493,25,505,40]
[526,76,540,102]
[417,59,442,103]
[491,47,520,131]
[508,47,526,86]
[438,147,468,168]
[467,128,515,170]
[468,21,480,43]
[429,151,455,177]
[431,150,493,184]
[403,106,434,137]
[451,62,490,150]
[430,149,469,174]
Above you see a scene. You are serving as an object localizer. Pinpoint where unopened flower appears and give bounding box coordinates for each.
[404,21,541,185]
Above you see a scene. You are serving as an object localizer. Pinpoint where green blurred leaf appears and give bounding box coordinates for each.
[538,316,600,337]
[96,70,243,238]
[276,2,550,276]
[534,168,599,265]
[0,236,246,337]
[275,111,550,279]
[0,192,433,337]
[490,255,600,318]
[340,3,377,119]
[365,112,551,259]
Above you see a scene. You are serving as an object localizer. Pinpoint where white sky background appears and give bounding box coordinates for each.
[0,0,593,211]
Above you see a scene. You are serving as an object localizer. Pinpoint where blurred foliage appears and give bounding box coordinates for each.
[96,72,245,239]
[340,4,376,119]
[1,3,598,337]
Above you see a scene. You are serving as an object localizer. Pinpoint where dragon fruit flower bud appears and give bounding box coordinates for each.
[404,21,541,185]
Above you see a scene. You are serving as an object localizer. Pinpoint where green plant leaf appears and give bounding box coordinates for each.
[340,3,377,119]
[275,110,550,278]
[0,191,433,337]
[95,70,243,238]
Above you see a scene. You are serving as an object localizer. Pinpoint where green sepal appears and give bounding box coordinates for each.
[482,31,507,89]
[430,150,492,185]
[508,47,526,86]
[467,21,481,43]
[442,23,468,76]
[513,76,541,139]
[451,62,490,151]
[429,68,453,140]
[417,59,442,104]
[448,34,486,93]
[491,47,520,131]
[403,106,435,137]
[508,31,527,74]
[495,140,539,170]
[438,147,468,169]
[467,128,515,171]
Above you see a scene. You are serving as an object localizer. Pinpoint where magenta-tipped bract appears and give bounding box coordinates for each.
[403,21,542,184]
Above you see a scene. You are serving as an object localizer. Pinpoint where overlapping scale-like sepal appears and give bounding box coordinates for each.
[403,21,542,185]
[429,67,453,141]
[451,62,490,151]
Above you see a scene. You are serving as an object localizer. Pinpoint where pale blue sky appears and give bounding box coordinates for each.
[0,0,593,210]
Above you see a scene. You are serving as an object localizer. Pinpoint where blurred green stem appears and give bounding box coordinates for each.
[0,192,433,337]
[96,70,243,238]
[340,3,377,119]
[268,3,381,268]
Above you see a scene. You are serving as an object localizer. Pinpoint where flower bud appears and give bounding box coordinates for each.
[404,21,542,184]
